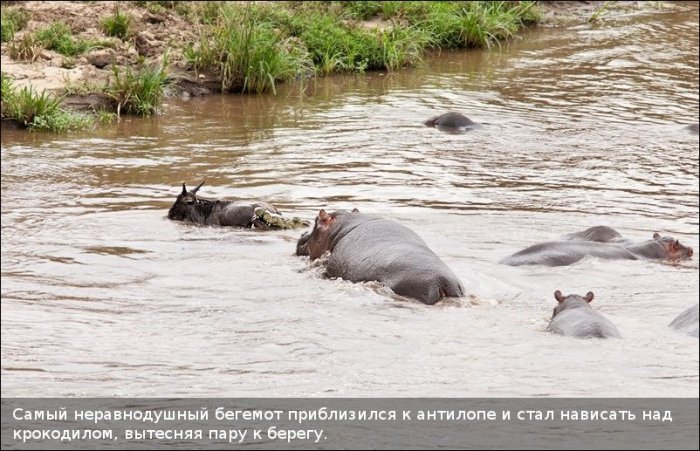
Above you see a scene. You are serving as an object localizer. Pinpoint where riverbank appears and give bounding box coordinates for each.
[0,1,671,132]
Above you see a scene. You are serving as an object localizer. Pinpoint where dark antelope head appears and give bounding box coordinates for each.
[167,181,205,221]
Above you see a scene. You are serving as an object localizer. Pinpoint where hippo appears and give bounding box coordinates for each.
[684,123,698,134]
[668,304,699,338]
[563,225,627,243]
[547,291,621,339]
[501,232,693,266]
[296,209,465,305]
[424,112,478,133]
[168,181,306,230]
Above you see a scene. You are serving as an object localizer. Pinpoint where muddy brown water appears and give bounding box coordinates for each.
[2,5,698,397]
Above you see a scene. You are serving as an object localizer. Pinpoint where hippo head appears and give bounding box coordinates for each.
[652,233,693,261]
[167,181,205,221]
[296,208,359,259]
[552,290,594,318]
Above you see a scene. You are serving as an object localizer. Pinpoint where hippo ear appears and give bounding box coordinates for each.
[673,240,680,250]
[181,183,187,195]
[554,290,565,303]
[191,180,205,195]
[584,292,594,303]
[318,209,331,223]
[352,208,359,213]
[653,232,660,240]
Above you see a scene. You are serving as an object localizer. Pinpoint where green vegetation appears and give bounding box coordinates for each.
[185,1,540,92]
[1,74,93,132]
[185,5,313,93]
[35,21,98,56]
[1,7,30,43]
[102,4,133,39]
[105,57,169,115]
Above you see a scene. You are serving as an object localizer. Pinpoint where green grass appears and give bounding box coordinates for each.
[183,1,540,91]
[102,5,133,39]
[34,22,97,56]
[105,57,169,115]
[1,78,93,132]
[185,4,313,93]
[1,7,30,43]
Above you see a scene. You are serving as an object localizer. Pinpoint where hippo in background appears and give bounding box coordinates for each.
[501,230,693,267]
[684,123,698,134]
[424,112,479,133]
[296,209,465,305]
[547,291,621,339]
[168,181,306,230]
[563,225,627,243]
[668,303,699,338]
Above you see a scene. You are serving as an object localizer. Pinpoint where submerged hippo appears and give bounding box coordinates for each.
[296,209,465,305]
[168,181,306,230]
[684,123,699,134]
[501,231,693,266]
[563,225,627,243]
[547,291,621,339]
[668,303,699,338]
[424,112,478,133]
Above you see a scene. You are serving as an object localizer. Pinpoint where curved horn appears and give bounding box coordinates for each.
[191,180,205,195]
[181,182,187,195]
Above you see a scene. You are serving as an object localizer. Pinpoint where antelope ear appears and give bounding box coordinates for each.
[191,180,205,195]
[554,290,565,303]
[181,183,187,195]
[653,232,660,240]
[584,292,594,303]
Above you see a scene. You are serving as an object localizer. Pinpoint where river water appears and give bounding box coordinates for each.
[1,4,698,397]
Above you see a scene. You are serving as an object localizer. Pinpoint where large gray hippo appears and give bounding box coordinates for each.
[547,291,621,339]
[424,112,479,133]
[668,304,699,338]
[501,229,693,266]
[296,209,465,305]
[168,181,306,230]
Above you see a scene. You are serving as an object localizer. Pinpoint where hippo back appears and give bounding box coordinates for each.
[326,214,465,304]
[500,241,638,266]
[564,226,627,243]
[547,308,621,339]
[668,303,699,338]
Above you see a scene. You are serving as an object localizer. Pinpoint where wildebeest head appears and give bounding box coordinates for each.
[167,181,206,221]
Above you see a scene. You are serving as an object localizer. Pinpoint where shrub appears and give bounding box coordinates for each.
[105,57,169,115]
[102,5,133,39]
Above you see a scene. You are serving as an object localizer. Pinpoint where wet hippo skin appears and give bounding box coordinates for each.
[296,209,465,305]
[547,291,621,339]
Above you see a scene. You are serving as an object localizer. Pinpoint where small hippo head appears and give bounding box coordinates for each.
[652,233,693,260]
[552,290,594,318]
[296,208,359,259]
[167,181,205,221]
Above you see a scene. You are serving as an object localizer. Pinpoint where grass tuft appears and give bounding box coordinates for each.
[105,56,170,116]
[1,78,93,132]
[34,22,96,56]
[102,4,133,39]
